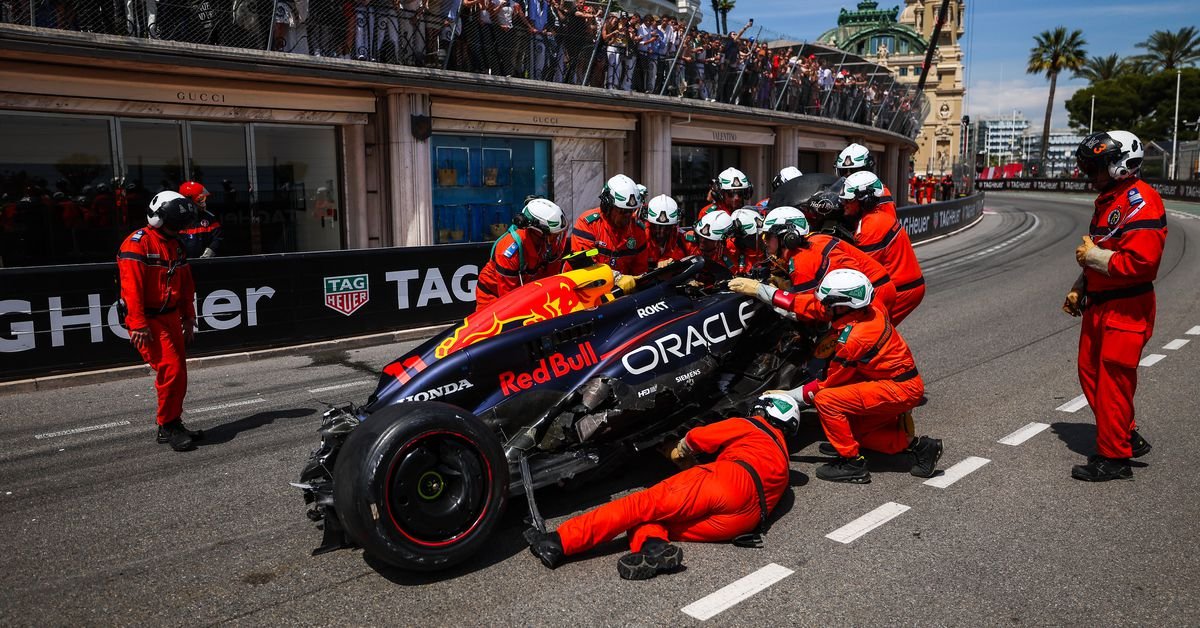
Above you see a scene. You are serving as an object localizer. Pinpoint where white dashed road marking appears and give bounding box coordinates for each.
[1139,354,1166,367]
[681,563,794,621]
[35,420,132,440]
[1187,326,1200,336]
[308,380,375,394]
[825,502,911,544]
[1056,394,1089,413]
[998,422,1050,446]
[1163,339,1190,350]
[191,398,266,413]
[924,457,991,489]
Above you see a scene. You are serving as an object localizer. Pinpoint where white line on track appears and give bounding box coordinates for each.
[1056,394,1089,413]
[825,502,910,544]
[681,563,794,621]
[1163,339,1190,350]
[1187,326,1200,336]
[308,380,375,394]
[1139,354,1166,367]
[998,422,1050,446]
[924,457,991,489]
[921,213,1040,271]
[191,398,267,413]
[34,420,131,440]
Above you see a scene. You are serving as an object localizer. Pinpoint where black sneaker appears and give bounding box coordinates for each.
[157,420,196,452]
[818,442,839,457]
[524,528,564,569]
[1071,455,1132,482]
[616,538,683,580]
[908,436,944,478]
[156,420,204,444]
[1129,430,1151,458]
[816,455,871,484]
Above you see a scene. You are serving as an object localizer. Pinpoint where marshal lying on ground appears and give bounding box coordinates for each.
[293,257,813,571]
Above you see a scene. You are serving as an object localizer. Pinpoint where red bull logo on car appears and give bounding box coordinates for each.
[499,343,598,396]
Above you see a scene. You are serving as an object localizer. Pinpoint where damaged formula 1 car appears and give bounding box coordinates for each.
[295,256,813,571]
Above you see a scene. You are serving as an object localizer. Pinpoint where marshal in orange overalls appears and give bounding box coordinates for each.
[786,234,897,316]
[117,227,196,427]
[1076,178,1166,459]
[847,195,924,324]
[555,417,789,554]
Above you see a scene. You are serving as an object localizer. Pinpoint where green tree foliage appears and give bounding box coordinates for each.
[1073,54,1133,82]
[1133,26,1200,71]
[1028,27,1088,165]
[1066,68,1200,141]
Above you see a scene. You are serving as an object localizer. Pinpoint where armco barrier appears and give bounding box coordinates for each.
[0,243,489,380]
[977,178,1200,202]
[895,193,985,243]
[1,194,985,381]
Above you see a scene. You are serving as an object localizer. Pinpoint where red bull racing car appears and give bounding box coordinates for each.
[295,256,812,571]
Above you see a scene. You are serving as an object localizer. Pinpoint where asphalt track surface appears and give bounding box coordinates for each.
[2,191,1199,626]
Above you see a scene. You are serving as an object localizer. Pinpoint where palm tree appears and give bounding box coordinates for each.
[1134,26,1200,71]
[1027,27,1087,166]
[1073,53,1131,82]
[710,0,723,34]
[717,0,735,37]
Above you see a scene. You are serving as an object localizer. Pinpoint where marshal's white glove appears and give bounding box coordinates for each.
[728,277,778,305]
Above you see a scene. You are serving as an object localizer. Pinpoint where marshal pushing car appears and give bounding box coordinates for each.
[294,256,813,571]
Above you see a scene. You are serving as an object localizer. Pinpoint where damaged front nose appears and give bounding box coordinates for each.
[296,405,361,555]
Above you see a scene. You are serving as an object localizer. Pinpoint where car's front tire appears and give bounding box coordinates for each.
[332,402,509,571]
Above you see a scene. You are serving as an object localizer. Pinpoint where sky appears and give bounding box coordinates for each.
[722,0,1198,129]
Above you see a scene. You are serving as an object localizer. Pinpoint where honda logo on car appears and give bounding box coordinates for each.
[637,301,669,318]
[398,379,474,403]
[499,342,598,396]
[324,274,370,316]
[622,302,754,375]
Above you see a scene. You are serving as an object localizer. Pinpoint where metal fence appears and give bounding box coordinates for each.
[2,0,926,139]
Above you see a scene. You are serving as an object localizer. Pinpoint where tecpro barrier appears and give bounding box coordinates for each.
[1,194,984,381]
[976,178,1200,202]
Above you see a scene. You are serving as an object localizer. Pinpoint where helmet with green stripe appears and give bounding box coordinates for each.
[520,198,566,234]
[816,268,874,310]
[835,143,875,175]
[754,392,801,436]
[600,174,643,212]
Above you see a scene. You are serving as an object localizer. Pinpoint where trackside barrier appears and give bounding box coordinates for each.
[976,178,1200,202]
[1,194,984,381]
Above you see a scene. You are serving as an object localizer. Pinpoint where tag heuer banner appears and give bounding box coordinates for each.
[0,243,489,381]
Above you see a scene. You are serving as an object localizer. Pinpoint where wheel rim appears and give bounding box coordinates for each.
[384,430,493,547]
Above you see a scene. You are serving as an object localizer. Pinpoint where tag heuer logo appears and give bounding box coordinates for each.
[324,274,370,316]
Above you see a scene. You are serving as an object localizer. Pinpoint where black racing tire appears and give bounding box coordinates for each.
[332,401,509,572]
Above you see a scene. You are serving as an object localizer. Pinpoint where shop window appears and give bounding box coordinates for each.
[430,134,552,245]
[671,144,740,225]
[189,122,251,255]
[253,125,341,254]
[0,113,115,267]
[899,67,907,77]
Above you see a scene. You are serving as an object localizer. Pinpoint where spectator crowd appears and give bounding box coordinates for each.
[2,0,925,137]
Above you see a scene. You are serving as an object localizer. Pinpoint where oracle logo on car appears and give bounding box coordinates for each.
[621,301,754,375]
[499,342,598,396]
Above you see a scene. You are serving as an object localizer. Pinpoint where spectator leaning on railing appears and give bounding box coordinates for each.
[6,0,927,138]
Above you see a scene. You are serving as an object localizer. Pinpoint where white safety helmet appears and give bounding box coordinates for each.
[772,166,803,191]
[839,170,886,201]
[835,143,875,175]
[816,268,874,310]
[716,167,753,192]
[754,392,802,436]
[695,211,734,241]
[519,198,567,234]
[147,190,198,231]
[1076,130,1144,181]
[601,174,643,211]
[730,207,764,237]
[645,194,681,226]
[763,206,810,238]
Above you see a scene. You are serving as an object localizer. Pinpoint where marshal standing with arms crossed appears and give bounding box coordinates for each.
[1064,130,1165,482]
